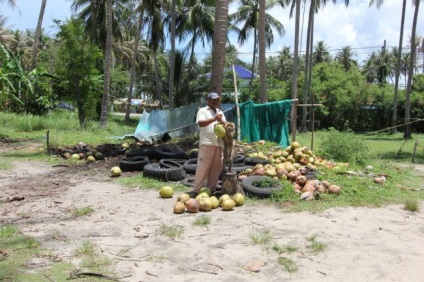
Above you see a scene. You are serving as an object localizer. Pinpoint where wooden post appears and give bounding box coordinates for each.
[232,65,241,142]
[46,130,50,155]
[221,171,238,195]
[412,140,418,163]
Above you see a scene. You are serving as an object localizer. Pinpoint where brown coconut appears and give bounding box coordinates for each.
[184,198,200,213]
[328,185,341,194]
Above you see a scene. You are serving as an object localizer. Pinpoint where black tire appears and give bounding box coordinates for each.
[224,163,254,174]
[152,145,188,160]
[189,149,199,159]
[159,159,186,168]
[143,163,187,182]
[119,156,150,172]
[241,175,283,198]
[233,154,245,164]
[244,157,271,166]
[183,158,198,174]
[306,171,317,179]
[125,146,155,158]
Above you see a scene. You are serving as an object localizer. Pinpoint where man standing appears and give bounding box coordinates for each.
[187,92,226,198]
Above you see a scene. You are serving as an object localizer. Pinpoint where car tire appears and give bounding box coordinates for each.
[143,163,187,182]
[244,157,271,166]
[241,175,283,198]
[159,159,186,168]
[119,156,150,172]
[183,158,198,174]
[152,145,188,160]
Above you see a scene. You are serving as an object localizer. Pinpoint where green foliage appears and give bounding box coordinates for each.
[54,18,103,127]
[253,176,280,188]
[318,128,369,165]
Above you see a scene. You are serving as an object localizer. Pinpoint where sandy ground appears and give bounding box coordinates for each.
[1,157,424,281]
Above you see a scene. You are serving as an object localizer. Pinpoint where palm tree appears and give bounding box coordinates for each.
[334,46,357,71]
[31,0,47,69]
[230,0,285,100]
[210,0,230,95]
[141,0,170,107]
[174,0,215,104]
[71,0,128,49]
[276,46,293,81]
[125,4,144,122]
[258,0,267,103]
[369,0,409,134]
[404,0,420,139]
[0,0,16,8]
[290,0,301,141]
[168,0,177,109]
[312,40,331,64]
[99,0,113,127]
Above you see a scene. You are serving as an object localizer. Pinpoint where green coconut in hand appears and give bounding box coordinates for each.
[214,123,226,138]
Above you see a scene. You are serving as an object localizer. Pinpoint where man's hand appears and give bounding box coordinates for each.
[215,114,223,123]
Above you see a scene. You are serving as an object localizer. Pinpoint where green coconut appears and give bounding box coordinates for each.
[214,124,226,138]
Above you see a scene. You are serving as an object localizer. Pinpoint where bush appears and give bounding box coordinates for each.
[317,128,369,165]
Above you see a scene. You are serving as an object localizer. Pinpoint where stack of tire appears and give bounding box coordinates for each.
[119,144,188,181]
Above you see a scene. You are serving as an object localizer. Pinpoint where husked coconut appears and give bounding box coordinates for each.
[184,198,200,213]
[173,201,186,214]
[328,184,341,194]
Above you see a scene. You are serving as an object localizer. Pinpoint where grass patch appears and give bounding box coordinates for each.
[277,257,298,273]
[193,215,211,226]
[306,234,328,254]
[117,173,188,192]
[249,229,273,246]
[72,206,94,217]
[404,199,420,212]
[0,225,78,281]
[271,243,299,254]
[159,223,184,238]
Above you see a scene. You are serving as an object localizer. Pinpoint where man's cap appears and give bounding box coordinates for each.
[207,92,220,99]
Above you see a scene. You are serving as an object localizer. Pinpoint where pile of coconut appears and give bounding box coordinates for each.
[236,140,344,200]
[159,186,245,214]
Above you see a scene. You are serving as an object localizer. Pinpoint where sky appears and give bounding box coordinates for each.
[1,0,423,65]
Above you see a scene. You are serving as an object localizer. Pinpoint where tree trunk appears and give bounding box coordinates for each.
[99,0,113,128]
[89,0,97,42]
[210,0,229,95]
[290,0,301,142]
[125,10,143,122]
[169,0,176,109]
[404,0,420,139]
[31,0,47,69]
[258,0,267,103]
[301,1,314,132]
[248,28,258,100]
[153,53,162,108]
[391,0,406,134]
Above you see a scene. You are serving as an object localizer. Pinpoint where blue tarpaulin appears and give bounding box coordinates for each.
[201,65,258,79]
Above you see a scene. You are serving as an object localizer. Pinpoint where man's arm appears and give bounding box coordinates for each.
[198,114,222,127]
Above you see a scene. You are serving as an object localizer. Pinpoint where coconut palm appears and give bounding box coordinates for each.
[404,0,421,139]
[334,46,357,71]
[141,0,171,107]
[99,0,113,127]
[210,0,230,95]
[31,0,47,69]
[258,0,267,103]
[173,0,215,104]
[125,3,144,122]
[275,46,293,81]
[0,0,16,8]
[290,0,301,141]
[312,40,331,64]
[230,0,286,100]
[71,0,129,49]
